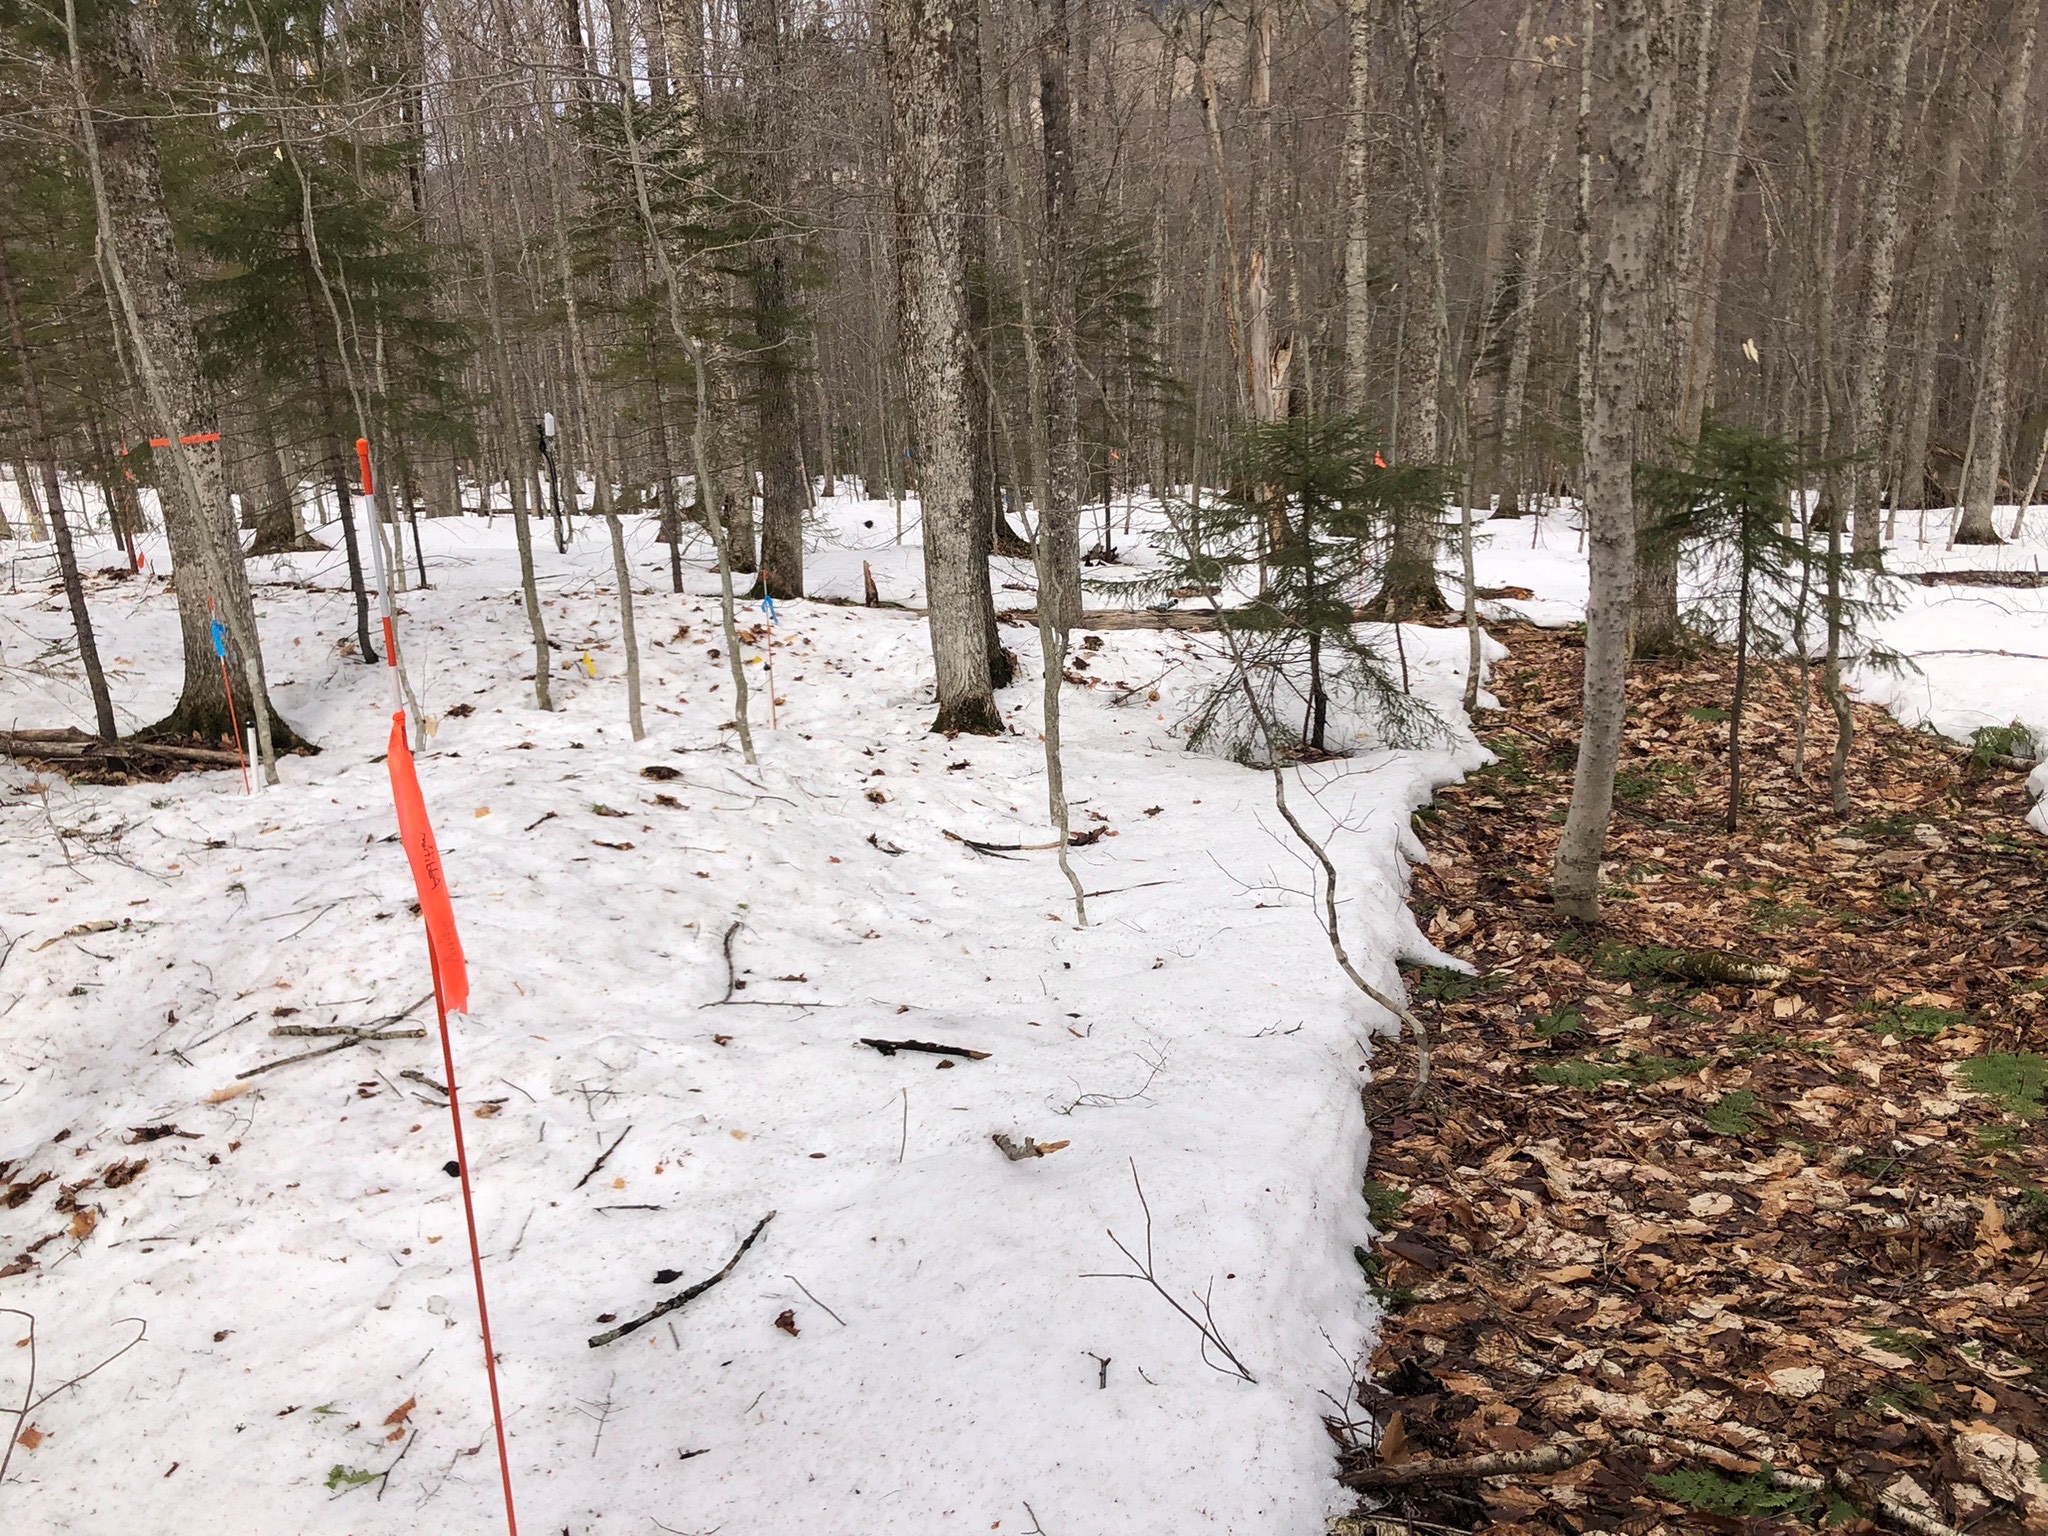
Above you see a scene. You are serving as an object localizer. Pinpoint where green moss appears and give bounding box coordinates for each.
[1958,1053,2048,1120]
[1361,1178,1410,1228]
[1863,1003,1969,1040]
[1534,1053,1702,1089]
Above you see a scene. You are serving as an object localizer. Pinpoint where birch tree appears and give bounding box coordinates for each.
[1553,0,1671,924]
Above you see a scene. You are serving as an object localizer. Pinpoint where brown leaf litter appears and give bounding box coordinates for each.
[1341,623,2048,1535]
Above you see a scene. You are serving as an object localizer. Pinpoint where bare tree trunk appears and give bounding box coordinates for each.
[1629,0,1760,652]
[1373,0,1450,618]
[1,236,116,740]
[740,0,807,599]
[1498,115,1560,513]
[1896,96,1966,515]
[1846,0,1921,555]
[957,0,1019,681]
[1340,0,1372,411]
[882,0,1002,734]
[63,0,291,758]
[10,456,49,541]
[605,0,755,760]
[1036,0,1084,633]
[1242,0,1290,428]
[1956,0,2037,545]
[1553,0,1668,924]
[471,143,553,711]
[534,31,641,738]
[300,256,380,665]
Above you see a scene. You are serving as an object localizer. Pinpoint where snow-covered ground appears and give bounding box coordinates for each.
[1469,501,2048,832]
[0,493,1483,1533]
[5,480,2042,1533]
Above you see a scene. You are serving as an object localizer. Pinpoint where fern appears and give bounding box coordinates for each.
[1646,1466,1811,1520]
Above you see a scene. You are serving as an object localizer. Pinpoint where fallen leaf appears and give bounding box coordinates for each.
[16,1425,43,1450]
[773,1309,799,1337]
[382,1397,416,1427]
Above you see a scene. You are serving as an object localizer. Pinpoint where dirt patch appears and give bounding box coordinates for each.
[1340,623,2048,1533]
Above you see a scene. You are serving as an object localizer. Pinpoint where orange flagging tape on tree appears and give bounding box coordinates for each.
[365,435,516,1535]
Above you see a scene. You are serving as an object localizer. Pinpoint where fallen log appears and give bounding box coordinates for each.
[0,728,244,771]
[1340,1438,1594,1489]
[1908,569,2048,588]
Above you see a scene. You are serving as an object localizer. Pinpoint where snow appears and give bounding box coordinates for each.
[0,493,1487,1533]
[1470,501,2048,832]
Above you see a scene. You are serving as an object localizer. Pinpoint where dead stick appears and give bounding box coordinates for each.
[783,1274,847,1327]
[588,1211,776,1348]
[719,920,744,1001]
[574,1125,632,1190]
[1340,1438,1593,1489]
[234,1028,417,1080]
[271,1024,428,1039]
[859,1038,991,1061]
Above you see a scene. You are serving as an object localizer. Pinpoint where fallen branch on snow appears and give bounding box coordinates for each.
[942,826,1108,856]
[573,1125,632,1190]
[588,1211,776,1348]
[234,997,433,1080]
[860,1038,990,1061]
[1081,1160,1253,1383]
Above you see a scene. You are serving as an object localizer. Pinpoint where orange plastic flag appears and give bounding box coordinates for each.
[387,709,469,1014]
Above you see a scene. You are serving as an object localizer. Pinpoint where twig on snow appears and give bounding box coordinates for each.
[859,1038,990,1061]
[588,1211,776,1348]
[0,1308,34,1490]
[272,1023,428,1039]
[574,1125,633,1190]
[373,1426,417,1500]
[718,920,743,1001]
[233,995,433,1079]
[1081,1161,1253,1382]
[783,1275,846,1327]
[942,827,1107,857]
[234,1026,422,1078]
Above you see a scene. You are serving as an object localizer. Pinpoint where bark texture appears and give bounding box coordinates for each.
[1553,0,1668,923]
[1956,0,2037,545]
[741,0,807,598]
[882,0,1001,734]
[70,0,291,751]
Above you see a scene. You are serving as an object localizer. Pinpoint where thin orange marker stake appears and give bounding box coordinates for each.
[362,435,518,1536]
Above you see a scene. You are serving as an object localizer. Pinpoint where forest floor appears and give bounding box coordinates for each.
[1341,622,2048,1535]
[2,493,2046,1533]
[0,501,1483,1535]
